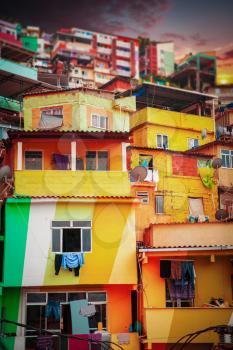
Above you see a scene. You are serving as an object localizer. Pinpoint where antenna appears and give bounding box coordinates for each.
[215,209,228,221]
[130,166,147,182]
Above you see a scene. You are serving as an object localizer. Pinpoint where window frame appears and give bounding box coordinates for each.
[91,113,108,130]
[25,290,107,336]
[188,138,199,149]
[155,195,164,214]
[156,134,168,149]
[221,149,233,169]
[51,220,92,254]
[136,191,149,204]
[39,106,64,129]
[24,150,44,170]
[85,150,109,171]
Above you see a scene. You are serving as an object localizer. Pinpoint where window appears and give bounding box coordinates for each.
[39,107,63,129]
[51,221,92,253]
[139,154,153,169]
[188,138,199,149]
[91,114,108,129]
[157,134,168,149]
[188,197,204,216]
[136,191,149,204]
[86,151,108,170]
[25,151,42,170]
[25,291,107,343]
[221,149,233,168]
[155,196,164,214]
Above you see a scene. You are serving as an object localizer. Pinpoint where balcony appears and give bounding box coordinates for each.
[116,69,131,77]
[14,170,131,197]
[144,308,233,344]
[0,96,21,112]
[94,66,111,74]
[97,35,112,45]
[116,59,130,68]
[116,49,131,58]
[116,40,131,49]
[144,222,233,248]
[97,47,112,55]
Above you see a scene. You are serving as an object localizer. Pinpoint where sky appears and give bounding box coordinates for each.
[1,0,233,59]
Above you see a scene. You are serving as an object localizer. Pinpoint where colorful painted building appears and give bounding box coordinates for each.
[0,88,140,349]
[118,83,233,349]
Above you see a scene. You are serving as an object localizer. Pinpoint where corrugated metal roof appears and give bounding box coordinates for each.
[139,244,233,251]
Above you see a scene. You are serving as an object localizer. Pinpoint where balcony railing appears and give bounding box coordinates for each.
[116,50,131,58]
[14,170,131,197]
[144,307,233,344]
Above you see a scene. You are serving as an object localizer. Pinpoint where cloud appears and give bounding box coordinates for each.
[161,32,187,41]
[190,32,210,47]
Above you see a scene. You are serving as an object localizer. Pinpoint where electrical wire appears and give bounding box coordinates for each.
[1,319,125,350]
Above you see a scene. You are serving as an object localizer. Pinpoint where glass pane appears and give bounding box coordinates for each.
[100,116,107,129]
[52,221,70,227]
[26,305,45,335]
[157,135,162,147]
[163,136,168,148]
[25,151,42,170]
[221,150,229,155]
[63,228,81,252]
[98,152,108,170]
[68,292,86,301]
[88,292,106,302]
[48,293,66,303]
[86,151,96,170]
[27,293,47,304]
[92,115,98,127]
[156,196,164,214]
[73,221,91,227]
[52,229,60,252]
[226,156,230,168]
[82,229,91,251]
[88,304,106,329]
[221,155,226,167]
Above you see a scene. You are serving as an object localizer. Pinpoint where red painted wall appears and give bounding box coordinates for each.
[172,155,198,177]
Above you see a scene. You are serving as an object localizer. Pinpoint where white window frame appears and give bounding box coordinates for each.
[221,149,233,169]
[51,220,92,254]
[188,138,199,149]
[136,191,149,204]
[156,134,168,149]
[91,113,108,130]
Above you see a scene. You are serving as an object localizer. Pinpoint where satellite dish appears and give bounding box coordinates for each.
[215,209,228,221]
[131,166,147,182]
[0,165,11,181]
[201,128,207,139]
[212,158,222,169]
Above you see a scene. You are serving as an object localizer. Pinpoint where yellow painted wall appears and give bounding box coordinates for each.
[144,307,233,344]
[43,201,137,285]
[23,91,135,132]
[130,108,215,151]
[130,149,218,240]
[14,170,132,197]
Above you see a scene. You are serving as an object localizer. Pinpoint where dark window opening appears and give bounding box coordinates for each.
[63,228,81,252]
[25,151,42,170]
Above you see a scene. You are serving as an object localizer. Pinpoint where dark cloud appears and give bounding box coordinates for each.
[190,33,210,47]
[0,0,171,36]
[161,32,187,41]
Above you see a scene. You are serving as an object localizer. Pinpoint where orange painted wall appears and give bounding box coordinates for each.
[32,104,73,130]
[12,138,124,171]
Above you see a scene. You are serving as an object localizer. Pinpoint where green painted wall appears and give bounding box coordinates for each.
[21,36,38,52]
[4,198,31,286]
[1,288,21,350]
